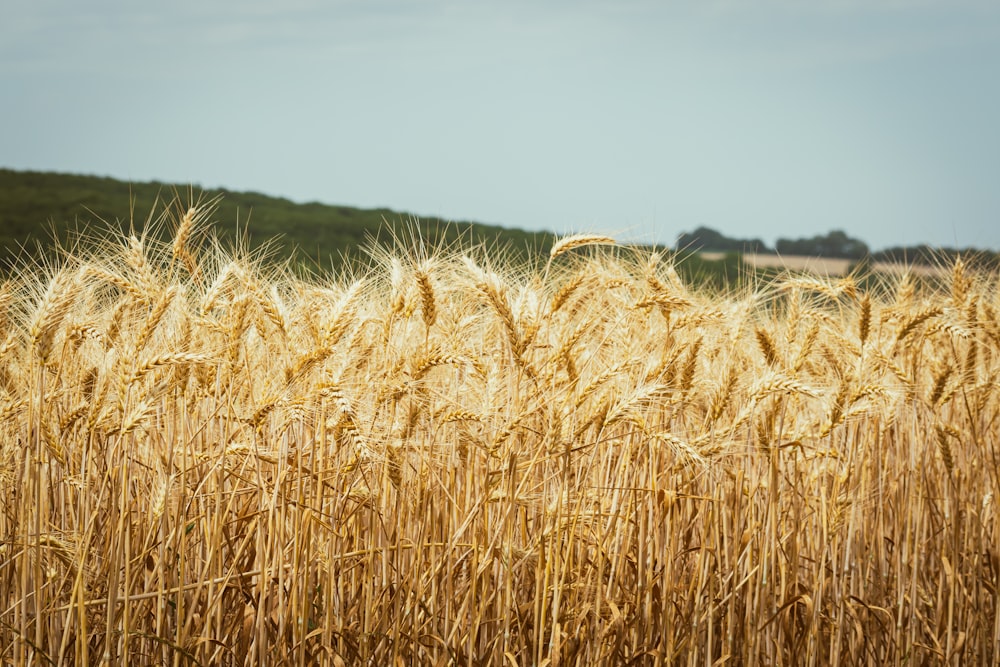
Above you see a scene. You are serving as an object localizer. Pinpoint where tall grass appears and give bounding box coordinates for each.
[0,204,998,665]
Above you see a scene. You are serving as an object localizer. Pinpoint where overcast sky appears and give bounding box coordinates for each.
[3,0,999,251]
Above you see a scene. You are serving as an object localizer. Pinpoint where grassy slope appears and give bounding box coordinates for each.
[0,168,754,290]
[0,168,555,270]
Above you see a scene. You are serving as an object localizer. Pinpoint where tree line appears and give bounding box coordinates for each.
[676,226,997,266]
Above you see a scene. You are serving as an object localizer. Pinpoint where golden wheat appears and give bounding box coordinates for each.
[548,233,616,259]
[0,203,997,665]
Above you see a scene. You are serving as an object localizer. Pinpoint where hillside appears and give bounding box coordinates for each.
[2,169,763,290]
[6,169,988,290]
[0,169,555,270]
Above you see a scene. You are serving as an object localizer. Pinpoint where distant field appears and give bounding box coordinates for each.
[701,251,946,277]
[739,253,852,274]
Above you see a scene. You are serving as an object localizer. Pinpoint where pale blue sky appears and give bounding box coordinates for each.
[3,0,999,251]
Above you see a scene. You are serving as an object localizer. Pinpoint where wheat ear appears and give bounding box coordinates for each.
[549,234,616,259]
[415,262,437,330]
[545,234,616,279]
[30,269,78,363]
[858,293,872,348]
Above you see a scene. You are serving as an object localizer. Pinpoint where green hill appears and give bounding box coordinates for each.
[0,168,556,271]
[0,169,782,291]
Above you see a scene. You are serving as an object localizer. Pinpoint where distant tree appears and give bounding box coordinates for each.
[676,227,722,251]
[676,226,772,254]
[870,245,939,266]
[775,230,868,259]
[872,245,999,269]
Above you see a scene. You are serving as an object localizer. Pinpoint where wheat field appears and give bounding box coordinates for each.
[0,203,998,665]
